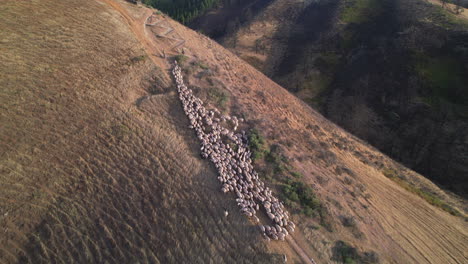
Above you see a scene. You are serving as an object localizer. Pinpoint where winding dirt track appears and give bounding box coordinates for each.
[286,236,316,264]
[100,0,166,69]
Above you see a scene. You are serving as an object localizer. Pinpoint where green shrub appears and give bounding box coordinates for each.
[286,190,300,202]
[207,87,229,108]
[291,171,303,179]
[265,148,288,173]
[130,55,147,64]
[282,181,321,216]
[195,61,209,70]
[332,241,379,263]
[174,54,188,65]
[382,168,398,179]
[382,168,461,216]
[303,207,315,217]
[341,216,357,227]
[333,241,359,263]
[246,128,330,227]
[248,129,268,161]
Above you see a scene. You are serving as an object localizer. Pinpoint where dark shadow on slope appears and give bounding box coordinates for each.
[273,0,340,82]
[253,0,468,197]
[188,0,275,40]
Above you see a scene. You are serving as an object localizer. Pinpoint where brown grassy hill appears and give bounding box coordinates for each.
[1,0,467,263]
[0,0,279,263]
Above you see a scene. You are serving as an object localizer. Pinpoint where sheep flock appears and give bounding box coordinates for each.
[172,62,295,241]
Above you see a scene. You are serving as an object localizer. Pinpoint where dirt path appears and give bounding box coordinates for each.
[286,236,317,264]
[99,0,167,69]
[145,14,186,52]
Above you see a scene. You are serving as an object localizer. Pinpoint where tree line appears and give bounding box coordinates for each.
[143,0,222,23]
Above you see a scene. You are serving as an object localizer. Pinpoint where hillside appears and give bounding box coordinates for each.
[1,0,467,263]
[0,0,275,262]
[189,0,468,198]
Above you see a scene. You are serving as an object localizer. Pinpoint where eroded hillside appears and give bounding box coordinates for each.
[1,0,467,263]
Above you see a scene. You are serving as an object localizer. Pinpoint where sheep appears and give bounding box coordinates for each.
[172,63,295,241]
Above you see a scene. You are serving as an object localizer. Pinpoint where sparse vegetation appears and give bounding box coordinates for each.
[282,179,321,217]
[315,148,337,167]
[194,61,209,70]
[130,55,148,64]
[111,123,131,141]
[246,129,333,230]
[382,168,461,216]
[335,166,356,178]
[281,178,333,231]
[340,0,384,24]
[265,145,288,173]
[248,129,268,161]
[207,87,229,108]
[340,215,364,239]
[291,171,304,179]
[343,177,354,185]
[332,241,379,264]
[341,216,357,227]
[333,241,360,264]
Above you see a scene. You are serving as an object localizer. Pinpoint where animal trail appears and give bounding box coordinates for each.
[145,13,186,52]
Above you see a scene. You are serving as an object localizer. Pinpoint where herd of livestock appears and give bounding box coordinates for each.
[172,62,295,241]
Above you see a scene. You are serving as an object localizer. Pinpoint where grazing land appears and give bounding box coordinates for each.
[0,0,467,263]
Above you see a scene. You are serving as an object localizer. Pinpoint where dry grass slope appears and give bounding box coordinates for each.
[0,0,280,263]
[1,0,467,263]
